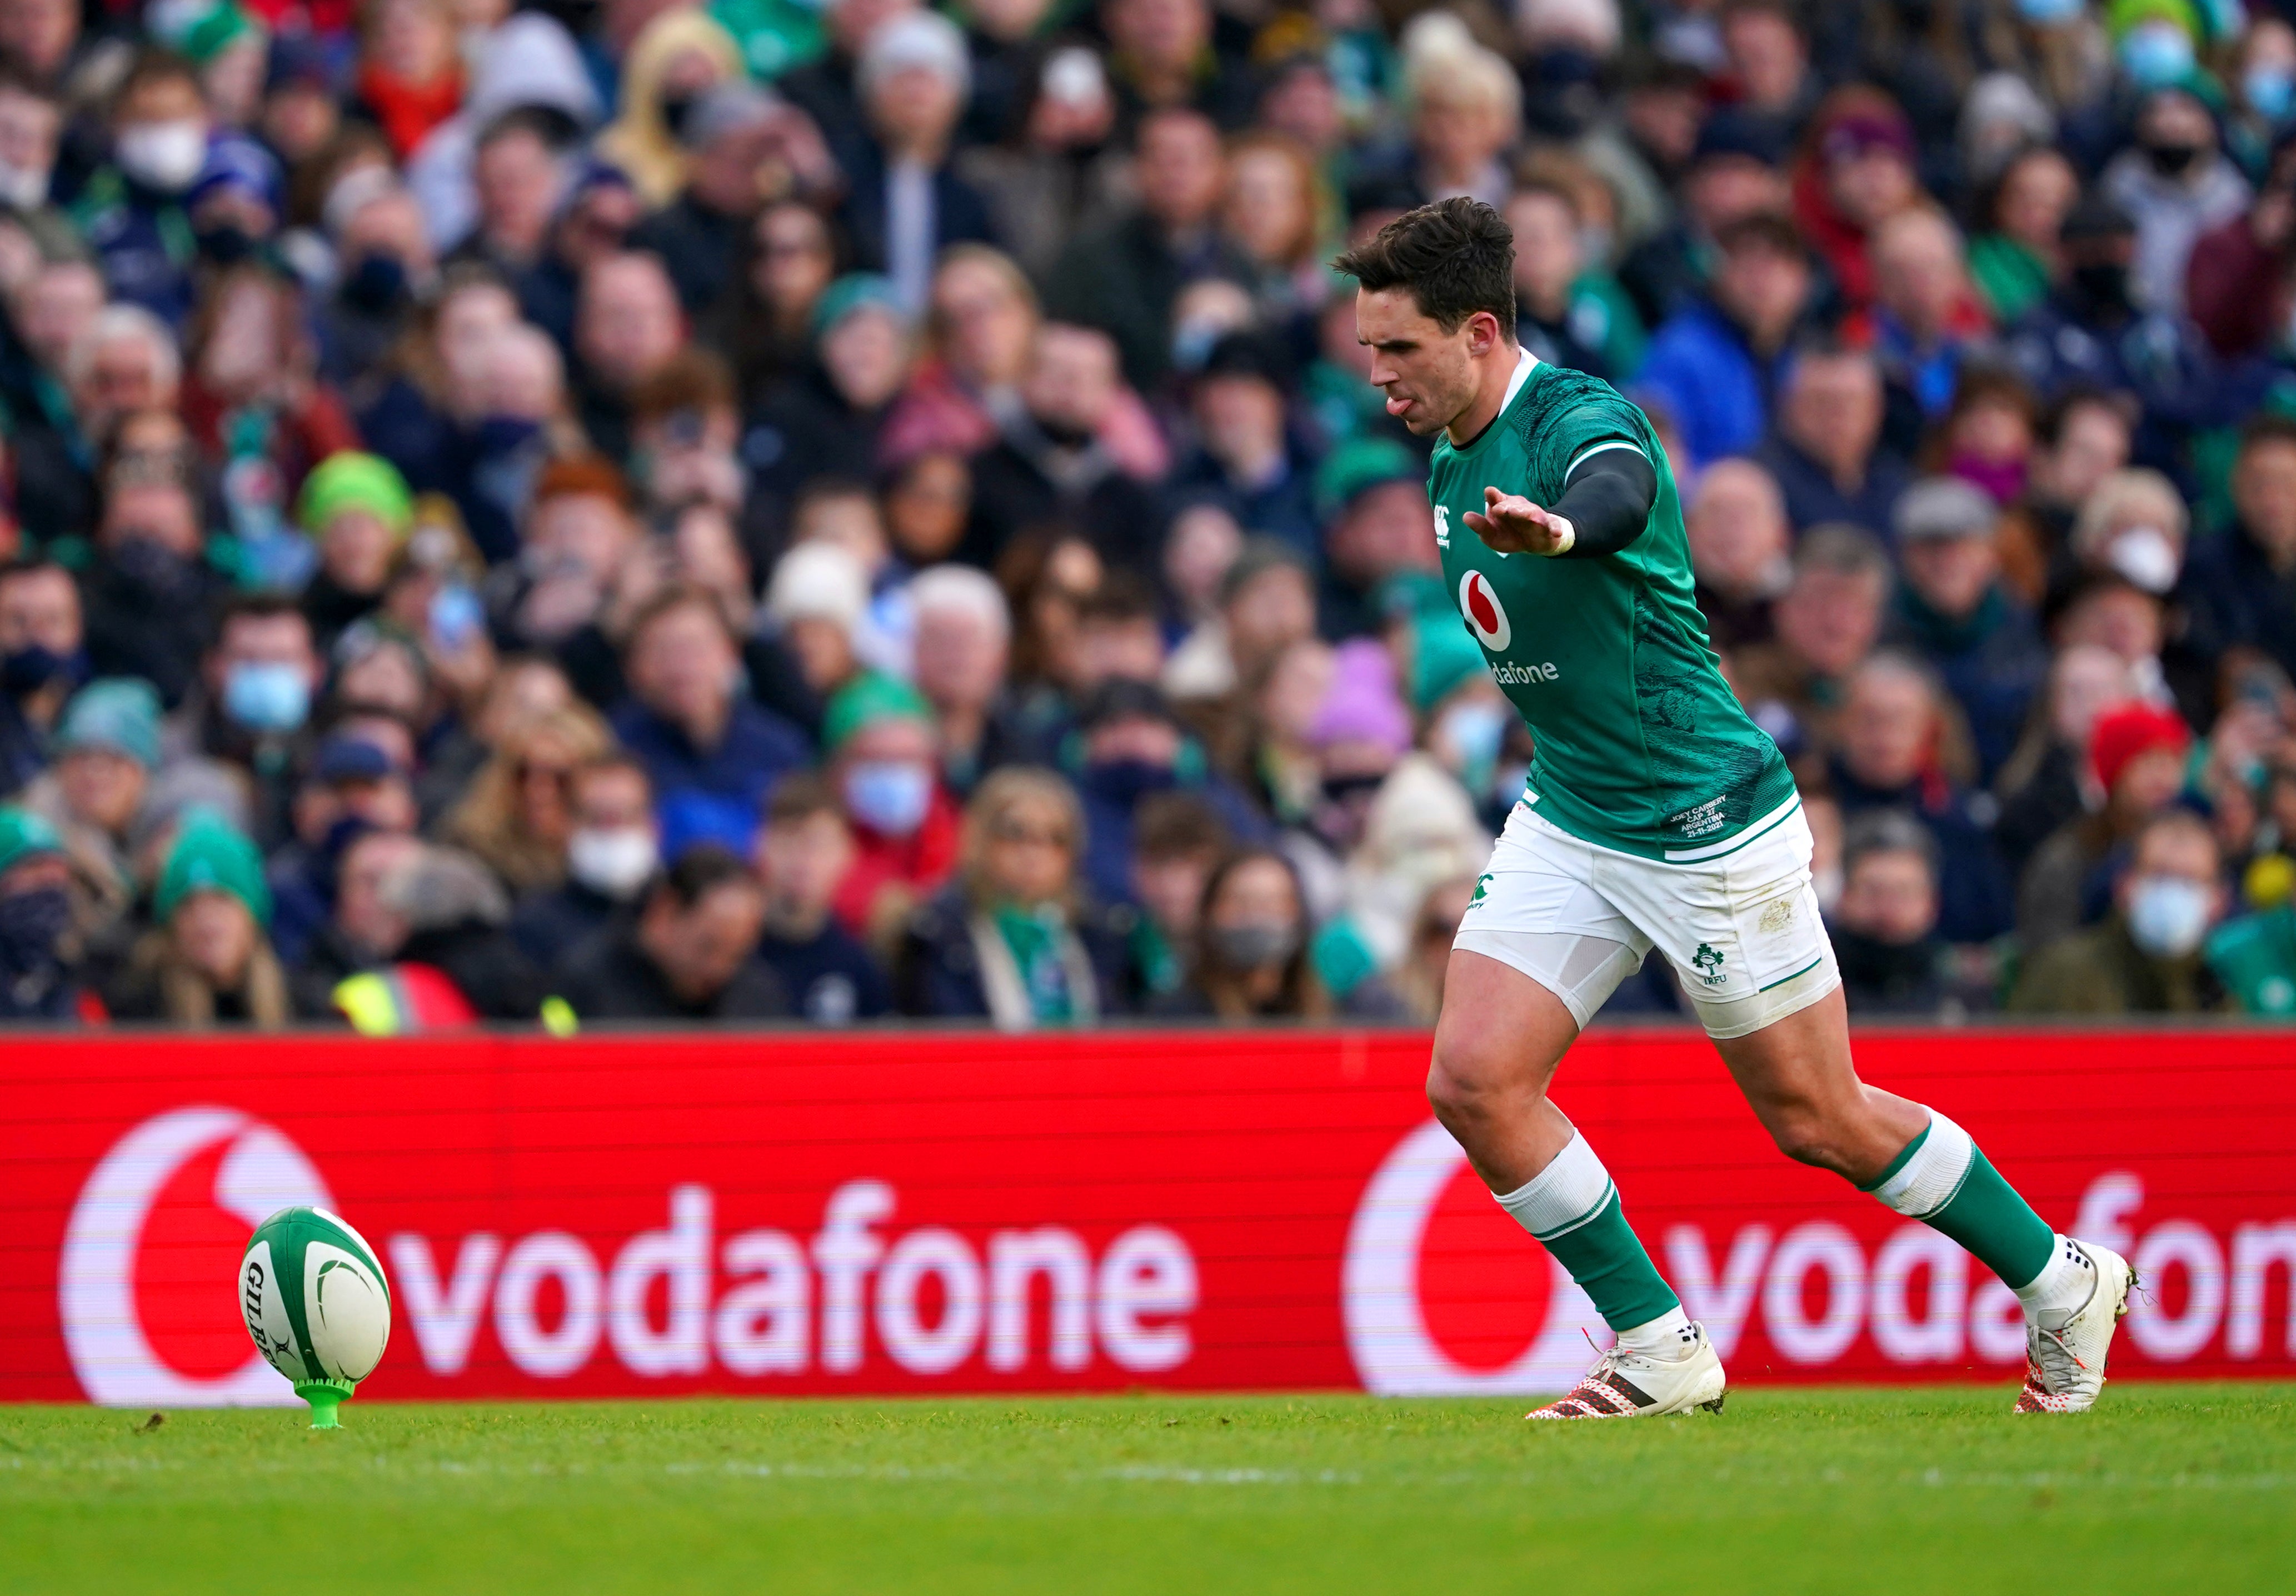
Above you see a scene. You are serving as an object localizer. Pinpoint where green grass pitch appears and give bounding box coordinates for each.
[3,1385,2292,1594]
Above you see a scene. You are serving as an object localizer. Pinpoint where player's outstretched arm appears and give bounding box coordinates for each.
[1463,448,1657,560]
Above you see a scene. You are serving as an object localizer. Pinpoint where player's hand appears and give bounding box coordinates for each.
[1463,487,1575,556]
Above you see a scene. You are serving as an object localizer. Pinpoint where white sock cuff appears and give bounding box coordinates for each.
[1494,1131,1615,1240]
[1870,1110,1974,1219]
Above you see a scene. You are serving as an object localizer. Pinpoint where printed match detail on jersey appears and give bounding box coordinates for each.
[1427,358,1795,859]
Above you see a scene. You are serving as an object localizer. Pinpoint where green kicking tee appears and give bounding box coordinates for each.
[1428,351,1796,860]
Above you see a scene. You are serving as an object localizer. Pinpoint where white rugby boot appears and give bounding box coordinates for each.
[2014,1239,2136,1414]
[1527,1322,1728,1419]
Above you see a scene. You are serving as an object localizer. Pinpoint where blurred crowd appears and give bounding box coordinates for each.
[4,0,2296,1029]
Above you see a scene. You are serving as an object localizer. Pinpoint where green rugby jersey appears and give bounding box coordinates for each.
[1429,353,1796,859]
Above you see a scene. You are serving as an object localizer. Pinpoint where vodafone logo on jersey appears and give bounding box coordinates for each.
[1458,570,1511,652]
[1343,1120,1605,1394]
[59,1107,331,1407]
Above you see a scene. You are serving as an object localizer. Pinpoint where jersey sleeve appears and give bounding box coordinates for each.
[1515,371,1656,502]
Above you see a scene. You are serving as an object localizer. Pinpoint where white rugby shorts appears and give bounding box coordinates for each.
[1453,793,1840,1039]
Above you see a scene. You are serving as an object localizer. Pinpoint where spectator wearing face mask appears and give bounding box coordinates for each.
[1827,810,1963,1018]
[67,52,214,328]
[0,804,85,1022]
[80,459,229,709]
[2012,808,2227,1013]
[0,557,87,796]
[2102,84,2249,320]
[167,595,322,847]
[296,451,414,652]
[822,671,960,945]
[1883,477,2047,783]
[893,766,1127,1025]
[1155,846,1332,1020]
[753,773,890,1024]
[109,810,292,1025]
[318,169,438,389]
[1999,195,2225,454]
[966,321,1164,572]
[2019,700,2193,955]
[1065,676,1265,908]
[556,842,787,1020]
[510,753,657,968]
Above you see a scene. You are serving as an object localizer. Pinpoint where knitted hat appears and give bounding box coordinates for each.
[822,671,934,753]
[297,451,414,539]
[0,805,66,879]
[53,678,163,771]
[858,11,971,101]
[1309,638,1412,754]
[1407,606,1489,711]
[155,813,272,928]
[1315,436,1422,522]
[2089,703,2192,795]
[810,273,907,341]
[765,541,871,633]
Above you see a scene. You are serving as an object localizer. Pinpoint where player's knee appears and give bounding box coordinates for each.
[1763,1104,1860,1176]
[1425,1031,1511,1126]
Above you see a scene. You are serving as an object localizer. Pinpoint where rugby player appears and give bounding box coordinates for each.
[1337,198,2130,1418]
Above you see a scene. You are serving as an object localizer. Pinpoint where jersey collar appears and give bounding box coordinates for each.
[1500,345,1538,412]
[1448,345,1539,453]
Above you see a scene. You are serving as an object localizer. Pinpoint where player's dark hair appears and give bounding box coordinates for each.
[1334,197,1517,339]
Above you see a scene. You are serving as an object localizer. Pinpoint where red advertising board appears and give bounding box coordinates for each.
[3,1028,2292,1406]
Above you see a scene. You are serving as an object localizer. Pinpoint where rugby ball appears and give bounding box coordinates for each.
[240,1207,392,1387]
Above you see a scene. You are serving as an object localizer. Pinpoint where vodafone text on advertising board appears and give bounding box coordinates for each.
[4,1029,2293,1402]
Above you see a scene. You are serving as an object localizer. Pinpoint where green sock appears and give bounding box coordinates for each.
[1861,1121,2055,1290]
[1535,1190,1684,1333]
[1496,1134,1682,1333]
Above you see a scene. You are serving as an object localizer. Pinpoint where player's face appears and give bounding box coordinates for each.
[1355,287,1482,437]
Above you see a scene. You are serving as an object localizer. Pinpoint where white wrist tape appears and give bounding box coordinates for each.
[1545,517,1574,556]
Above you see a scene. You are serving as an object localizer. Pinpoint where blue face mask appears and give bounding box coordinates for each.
[1438,700,1508,777]
[223,659,311,734]
[2126,874,2213,958]
[842,760,934,837]
[2247,64,2295,122]
[2120,22,2197,90]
